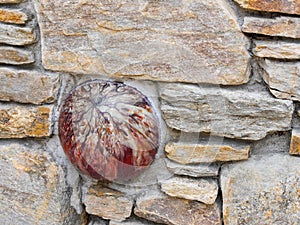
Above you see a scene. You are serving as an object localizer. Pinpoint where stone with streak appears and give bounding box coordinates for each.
[0,68,59,104]
[160,177,218,204]
[260,59,300,101]
[253,40,300,59]
[0,142,84,225]
[0,24,36,46]
[165,159,219,177]
[165,142,250,164]
[33,0,250,85]
[83,185,133,222]
[221,154,300,225]
[0,8,28,24]
[0,104,53,138]
[0,0,22,3]
[290,128,300,155]
[160,83,293,140]
[134,194,221,225]
[0,47,34,65]
[242,16,300,38]
[233,0,300,15]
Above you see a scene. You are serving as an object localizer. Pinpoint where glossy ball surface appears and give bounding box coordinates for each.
[59,80,159,181]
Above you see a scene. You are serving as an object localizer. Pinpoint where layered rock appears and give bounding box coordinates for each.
[290,128,300,155]
[0,47,34,65]
[34,0,250,85]
[160,83,293,140]
[0,8,28,24]
[0,24,36,45]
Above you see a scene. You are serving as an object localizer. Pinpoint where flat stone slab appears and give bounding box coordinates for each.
[221,154,300,225]
[160,83,293,140]
[0,8,28,24]
[0,47,34,65]
[0,23,36,46]
[33,0,250,85]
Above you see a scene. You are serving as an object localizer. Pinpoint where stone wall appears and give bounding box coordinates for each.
[0,0,299,224]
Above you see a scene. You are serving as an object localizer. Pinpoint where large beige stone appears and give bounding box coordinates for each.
[165,142,250,164]
[221,154,300,225]
[134,194,221,225]
[33,0,250,85]
[260,59,300,101]
[234,0,300,15]
[0,68,59,104]
[242,16,300,38]
[0,47,34,65]
[0,104,53,138]
[253,40,300,59]
[0,24,36,46]
[83,185,133,222]
[160,83,294,140]
[160,177,218,204]
[0,8,28,24]
[290,128,300,155]
[0,142,84,225]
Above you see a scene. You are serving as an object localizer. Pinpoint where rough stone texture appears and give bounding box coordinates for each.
[88,216,107,225]
[160,177,218,204]
[233,0,300,15]
[260,59,300,101]
[110,218,156,225]
[0,104,53,138]
[160,83,294,140]
[134,194,221,225]
[0,68,59,104]
[0,24,36,46]
[221,154,300,225]
[165,142,250,164]
[0,142,84,225]
[290,128,300,155]
[242,16,300,38]
[83,185,133,222]
[0,0,22,3]
[0,9,28,24]
[34,0,250,85]
[165,159,219,177]
[253,40,300,59]
[0,47,34,65]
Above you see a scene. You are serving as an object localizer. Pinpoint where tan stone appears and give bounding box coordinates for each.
[242,16,300,38]
[165,142,250,164]
[260,59,300,101]
[160,177,218,204]
[0,24,36,46]
[253,40,300,59]
[0,68,59,104]
[0,9,27,24]
[134,194,221,225]
[0,47,34,65]
[290,128,300,155]
[83,185,133,222]
[234,0,300,15]
[34,0,250,85]
[0,142,84,225]
[0,0,22,3]
[0,104,53,138]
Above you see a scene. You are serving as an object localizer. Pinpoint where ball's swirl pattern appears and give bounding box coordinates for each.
[59,80,159,181]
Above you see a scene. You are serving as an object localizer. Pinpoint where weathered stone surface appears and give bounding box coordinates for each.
[253,40,300,59]
[0,142,84,225]
[0,24,36,46]
[165,142,250,164]
[260,59,300,101]
[0,0,22,3]
[0,47,34,65]
[134,194,221,225]
[0,104,53,138]
[0,68,59,104]
[160,83,293,140]
[290,128,300,155]
[242,16,300,38]
[83,185,133,222]
[234,0,300,15]
[88,216,107,225]
[165,159,219,177]
[160,177,218,204]
[221,154,300,225]
[110,218,156,225]
[0,9,28,24]
[34,0,250,85]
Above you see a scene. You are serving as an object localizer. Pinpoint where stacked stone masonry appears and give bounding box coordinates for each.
[0,0,300,224]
